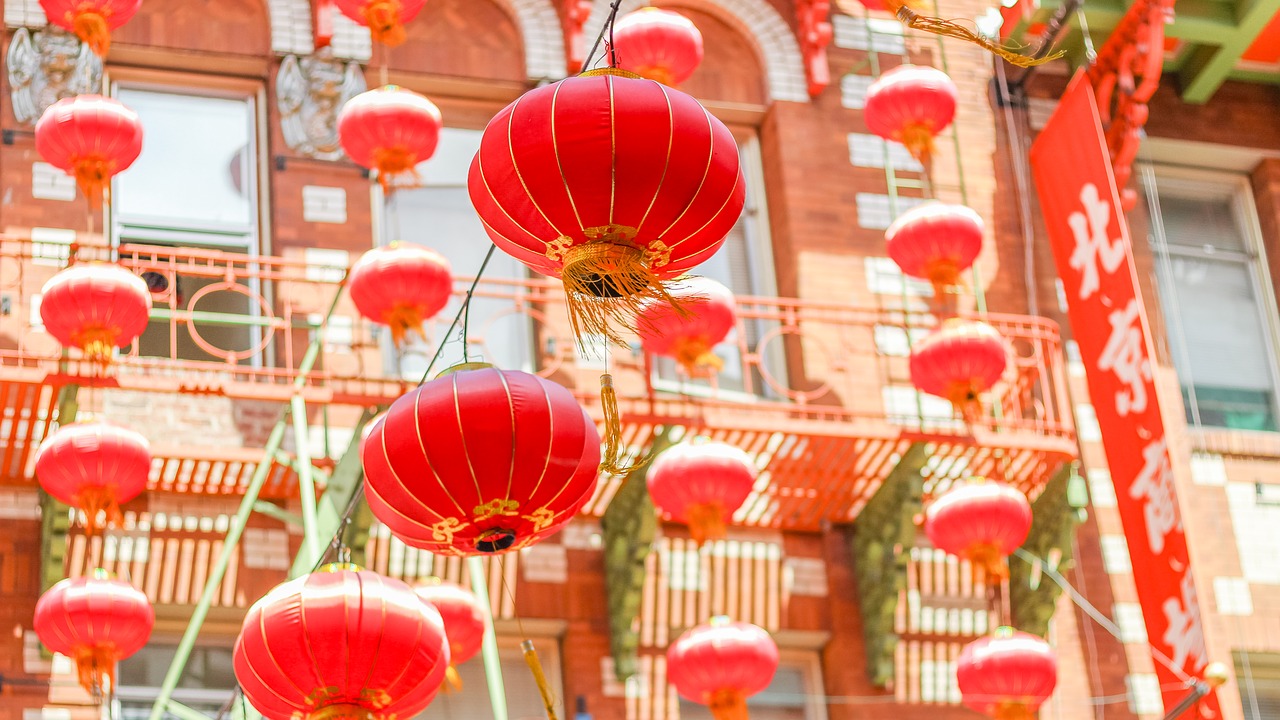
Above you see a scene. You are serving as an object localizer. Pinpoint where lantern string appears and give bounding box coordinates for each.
[582,0,624,73]
[414,244,497,385]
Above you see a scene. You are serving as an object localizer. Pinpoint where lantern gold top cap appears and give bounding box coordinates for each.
[579,67,645,80]
[318,562,365,574]
[435,362,495,379]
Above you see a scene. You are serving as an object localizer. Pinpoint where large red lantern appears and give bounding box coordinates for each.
[362,364,600,555]
[234,565,450,720]
[863,65,957,164]
[339,86,443,190]
[666,617,779,720]
[36,95,143,205]
[885,203,984,296]
[39,264,152,365]
[647,439,755,546]
[415,578,486,690]
[34,570,154,697]
[333,0,427,47]
[924,478,1032,578]
[637,276,737,376]
[35,422,151,536]
[909,319,1007,421]
[957,627,1057,720]
[39,0,140,57]
[468,69,744,347]
[612,8,704,86]
[348,243,453,344]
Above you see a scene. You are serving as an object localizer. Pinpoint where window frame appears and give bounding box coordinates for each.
[1140,163,1280,432]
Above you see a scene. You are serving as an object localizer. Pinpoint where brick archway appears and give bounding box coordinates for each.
[583,0,809,103]
[272,0,564,81]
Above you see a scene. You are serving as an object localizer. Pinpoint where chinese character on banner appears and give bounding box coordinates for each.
[1130,436,1183,554]
[1030,71,1221,719]
[1097,299,1152,416]
[1068,182,1127,301]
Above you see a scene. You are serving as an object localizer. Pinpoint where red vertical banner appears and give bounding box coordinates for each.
[1030,71,1221,718]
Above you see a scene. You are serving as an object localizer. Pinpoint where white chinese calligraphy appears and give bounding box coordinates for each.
[1162,572,1209,674]
[1130,436,1183,554]
[1097,298,1152,416]
[1068,183,1127,301]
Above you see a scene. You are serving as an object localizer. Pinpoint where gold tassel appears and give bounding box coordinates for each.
[671,337,725,377]
[893,5,1061,67]
[945,380,987,424]
[73,644,116,700]
[361,0,408,47]
[599,373,631,475]
[685,501,727,547]
[963,542,1010,584]
[522,640,560,720]
[558,240,684,349]
[371,146,421,192]
[71,10,112,58]
[708,688,749,720]
[442,664,463,693]
[72,156,115,207]
[71,326,120,367]
[382,303,425,346]
[74,486,123,537]
[992,702,1036,720]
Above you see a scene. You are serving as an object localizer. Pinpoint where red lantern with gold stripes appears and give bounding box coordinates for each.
[957,627,1057,720]
[613,8,705,86]
[39,0,140,57]
[234,564,449,720]
[339,86,442,190]
[39,264,152,365]
[909,319,1007,421]
[34,570,154,698]
[468,69,744,347]
[348,243,453,345]
[864,65,957,164]
[36,95,143,205]
[647,439,755,546]
[885,203,984,294]
[415,578,486,691]
[667,617,779,720]
[362,364,600,555]
[333,0,426,47]
[637,276,737,376]
[35,422,151,536]
[924,478,1032,578]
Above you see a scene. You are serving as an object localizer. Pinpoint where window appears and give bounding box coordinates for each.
[1236,651,1280,720]
[115,643,237,720]
[1142,166,1280,431]
[384,127,534,378]
[651,135,784,396]
[678,653,826,720]
[110,80,264,364]
[411,639,563,720]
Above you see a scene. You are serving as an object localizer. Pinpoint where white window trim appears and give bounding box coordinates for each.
[1140,162,1280,433]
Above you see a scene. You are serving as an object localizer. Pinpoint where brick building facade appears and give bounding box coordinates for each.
[0,0,1278,719]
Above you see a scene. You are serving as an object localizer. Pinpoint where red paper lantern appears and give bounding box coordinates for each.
[909,319,1007,421]
[39,264,152,365]
[468,69,744,346]
[339,86,442,190]
[333,0,427,47]
[924,478,1032,578]
[863,65,957,164]
[666,617,779,720]
[415,578,486,690]
[362,364,600,555]
[957,627,1057,720]
[36,95,143,205]
[647,439,755,546]
[885,203,984,294]
[234,564,450,720]
[39,0,140,57]
[35,422,151,536]
[612,8,704,86]
[349,243,453,345]
[34,570,154,697]
[637,276,737,376]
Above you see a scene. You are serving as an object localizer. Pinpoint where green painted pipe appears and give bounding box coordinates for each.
[467,555,509,720]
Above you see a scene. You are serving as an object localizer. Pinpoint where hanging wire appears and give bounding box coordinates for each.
[1076,4,1097,65]
[583,0,624,73]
